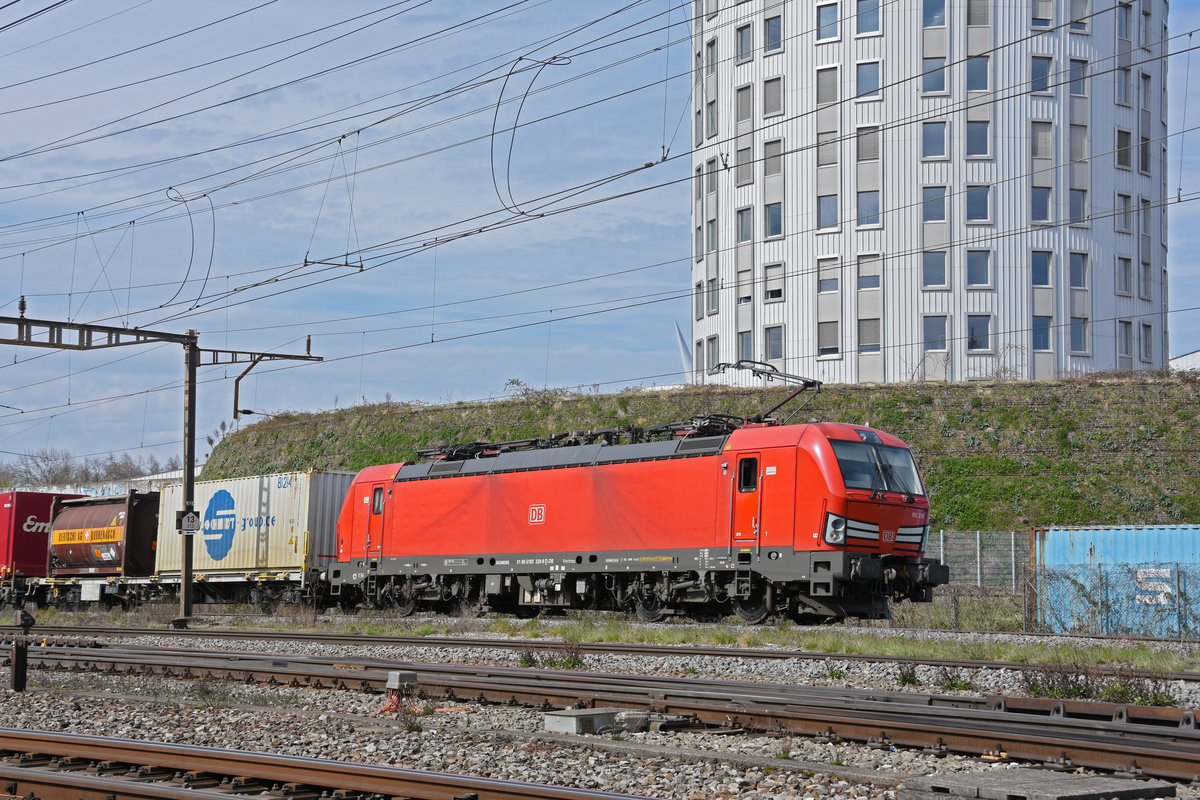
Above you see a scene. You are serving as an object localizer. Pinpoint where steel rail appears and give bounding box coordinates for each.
[12,643,1200,781]
[0,728,650,800]
[5,625,1199,684]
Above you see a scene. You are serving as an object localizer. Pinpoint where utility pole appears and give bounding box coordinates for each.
[0,299,320,623]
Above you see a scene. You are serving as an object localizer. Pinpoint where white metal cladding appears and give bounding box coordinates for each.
[155,470,355,577]
[690,0,1168,387]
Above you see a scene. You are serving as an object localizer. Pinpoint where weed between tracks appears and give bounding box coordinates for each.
[1019,662,1177,706]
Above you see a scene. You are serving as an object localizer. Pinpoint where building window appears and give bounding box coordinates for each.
[858,254,881,289]
[966,250,990,287]
[923,316,947,351]
[1140,197,1152,233]
[966,185,990,223]
[1070,317,1088,353]
[764,263,784,301]
[817,194,838,229]
[694,165,702,200]
[966,120,990,157]
[1069,0,1088,31]
[706,278,719,313]
[1031,250,1051,286]
[922,251,947,287]
[967,0,988,26]
[1116,194,1132,231]
[856,61,880,98]
[764,14,782,52]
[1032,14,1051,27]
[765,202,783,237]
[1069,59,1088,95]
[1118,320,1133,357]
[923,0,945,27]
[707,335,719,369]
[706,218,718,252]
[765,325,783,360]
[1140,323,1153,361]
[737,269,752,305]
[736,86,752,123]
[694,340,703,379]
[1031,186,1051,223]
[818,257,839,292]
[1139,136,1151,174]
[922,57,946,93]
[1069,188,1087,224]
[705,158,717,193]
[694,282,703,320]
[922,121,946,158]
[736,24,752,61]
[966,56,989,91]
[1069,124,1087,163]
[736,146,752,185]
[738,331,753,361]
[694,225,702,259]
[736,207,753,243]
[817,131,838,166]
[857,0,880,34]
[858,318,881,353]
[857,126,880,161]
[1117,3,1131,39]
[857,190,881,226]
[1069,252,1087,288]
[705,40,717,75]
[1116,68,1131,105]
[1116,129,1132,168]
[1032,316,1052,351]
[764,139,782,176]
[1031,121,1053,159]
[817,3,838,40]
[967,315,991,351]
[816,67,838,105]
[1031,56,1052,93]
[1117,256,1133,295]
[1141,10,1151,48]
[694,109,702,145]
[922,186,946,222]
[818,320,839,356]
[763,77,783,115]
[705,100,717,137]
[1139,261,1152,300]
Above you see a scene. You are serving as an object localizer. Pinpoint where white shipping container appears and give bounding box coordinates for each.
[156,470,355,578]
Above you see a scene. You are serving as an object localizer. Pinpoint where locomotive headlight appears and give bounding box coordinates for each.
[824,513,847,545]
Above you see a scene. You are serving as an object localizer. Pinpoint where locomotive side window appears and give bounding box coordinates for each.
[738,458,758,492]
[372,487,384,515]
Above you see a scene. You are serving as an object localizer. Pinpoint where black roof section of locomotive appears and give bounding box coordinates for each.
[393,435,728,482]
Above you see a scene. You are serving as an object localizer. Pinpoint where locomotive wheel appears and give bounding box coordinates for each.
[634,595,665,623]
[392,593,417,616]
[731,596,770,625]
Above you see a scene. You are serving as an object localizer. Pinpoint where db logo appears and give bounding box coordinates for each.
[881,530,895,543]
[528,504,547,525]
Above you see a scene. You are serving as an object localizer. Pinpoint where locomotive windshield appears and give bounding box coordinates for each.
[829,439,925,497]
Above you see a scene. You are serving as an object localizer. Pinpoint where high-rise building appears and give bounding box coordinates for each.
[690,0,1169,385]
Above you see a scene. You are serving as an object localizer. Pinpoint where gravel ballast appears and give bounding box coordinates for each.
[3,630,1198,800]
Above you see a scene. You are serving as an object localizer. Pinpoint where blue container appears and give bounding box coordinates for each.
[1032,526,1200,638]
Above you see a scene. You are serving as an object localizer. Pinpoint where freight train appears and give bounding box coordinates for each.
[1,406,948,622]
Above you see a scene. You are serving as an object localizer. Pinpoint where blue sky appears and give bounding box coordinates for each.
[0,0,1196,471]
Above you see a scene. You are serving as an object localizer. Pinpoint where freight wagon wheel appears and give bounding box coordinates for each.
[634,595,665,623]
[731,596,770,625]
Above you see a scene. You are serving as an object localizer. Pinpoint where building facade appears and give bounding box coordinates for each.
[690,0,1169,385]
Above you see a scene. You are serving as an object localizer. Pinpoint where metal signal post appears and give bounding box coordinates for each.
[0,300,320,621]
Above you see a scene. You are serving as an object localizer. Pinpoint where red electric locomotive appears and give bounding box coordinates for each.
[328,369,948,622]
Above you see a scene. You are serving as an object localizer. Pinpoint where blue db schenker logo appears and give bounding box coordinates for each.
[201,490,237,561]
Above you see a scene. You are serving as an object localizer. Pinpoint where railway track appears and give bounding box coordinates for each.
[7,640,1200,782]
[5,623,1199,684]
[0,728,651,800]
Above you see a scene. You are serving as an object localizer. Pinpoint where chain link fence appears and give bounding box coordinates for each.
[929,531,1198,637]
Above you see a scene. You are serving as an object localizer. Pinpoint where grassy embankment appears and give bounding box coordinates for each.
[204,373,1200,530]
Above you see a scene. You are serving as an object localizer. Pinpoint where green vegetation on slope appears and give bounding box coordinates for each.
[202,373,1200,529]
